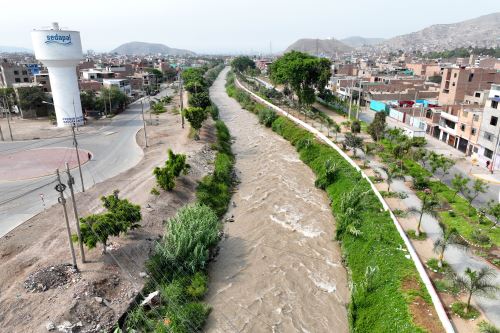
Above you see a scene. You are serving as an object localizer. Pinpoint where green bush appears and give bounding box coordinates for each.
[153,150,190,191]
[478,320,500,333]
[451,301,480,319]
[147,203,220,282]
[187,272,209,299]
[258,108,277,127]
[78,192,141,253]
[168,302,211,333]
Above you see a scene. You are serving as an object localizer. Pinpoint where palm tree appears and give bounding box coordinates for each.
[433,222,468,268]
[454,267,499,313]
[381,165,405,192]
[409,189,440,237]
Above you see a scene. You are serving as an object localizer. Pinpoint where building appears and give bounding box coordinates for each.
[438,67,500,106]
[103,78,132,96]
[33,72,51,92]
[405,63,441,79]
[0,60,32,87]
[80,68,115,82]
[476,84,500,169]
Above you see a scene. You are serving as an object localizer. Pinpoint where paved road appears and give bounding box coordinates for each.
[0,88,172,237]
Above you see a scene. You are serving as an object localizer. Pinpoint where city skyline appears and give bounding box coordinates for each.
[0,0,498,54]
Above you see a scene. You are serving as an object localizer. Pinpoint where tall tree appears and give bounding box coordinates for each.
[184,107,207,140]
[231,56,256,73]
[269,51,331,108]
[367,111,386,141]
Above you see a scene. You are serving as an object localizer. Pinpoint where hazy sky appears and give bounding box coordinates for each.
[1,0,498,54]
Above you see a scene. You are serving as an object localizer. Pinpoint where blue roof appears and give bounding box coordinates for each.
[491,96,500,102]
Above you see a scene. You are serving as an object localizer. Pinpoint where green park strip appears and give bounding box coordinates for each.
[226,72,438,333]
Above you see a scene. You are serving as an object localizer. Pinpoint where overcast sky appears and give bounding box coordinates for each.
[1,0,498,54]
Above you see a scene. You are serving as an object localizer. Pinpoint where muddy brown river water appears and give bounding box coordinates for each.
[205,68,349,333]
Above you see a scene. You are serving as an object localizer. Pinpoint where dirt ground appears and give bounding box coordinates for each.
[0,115,113,141]
[0,105,216,332]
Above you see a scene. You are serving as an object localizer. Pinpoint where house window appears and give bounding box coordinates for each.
[471,128,477,135]
[15,78,20,82]
[475,92,481,97]
[485,148,493,159]
[490,116,498,126]
[23,78,28,82]
[484,132,494,141]
[492,101,499,109]
[14,70,19,75]
[473,146,479,153]
[22,70,27,75]
[454,73,458,78]
[452,82,456,87]
[473,114,480,121]
[468,73,474,82]
[460,124,466,131]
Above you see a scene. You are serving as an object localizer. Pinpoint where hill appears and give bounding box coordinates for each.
[380,12,500,52]
[0,46,32,53]
[284,38,353,57]
[110,42,195,56]
[341,36,385,48]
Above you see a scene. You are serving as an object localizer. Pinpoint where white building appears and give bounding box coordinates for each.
[103,79,132,96]
[476,84,500,169]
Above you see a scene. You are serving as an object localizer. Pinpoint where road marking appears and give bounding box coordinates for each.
[102,131,117,136]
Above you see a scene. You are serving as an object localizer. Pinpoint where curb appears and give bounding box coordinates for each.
[236,77,456,333]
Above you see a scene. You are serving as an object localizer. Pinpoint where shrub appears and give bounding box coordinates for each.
[150,187,160,196]
[410,137,427,147]
[153,150,190,191]
[478,321,500,333]
[147,203,220,282]
[186,272,209,299]
[168,302,211,333]
[471,229,491,245]
[258,108,277,127]
[78,192,141,253]
[351,120,361,133]
[451,301,480,319]
[407,229,427,240]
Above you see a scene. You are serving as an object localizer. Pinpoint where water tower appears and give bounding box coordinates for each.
[31,23,84,127]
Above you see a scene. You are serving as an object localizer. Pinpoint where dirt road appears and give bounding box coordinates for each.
[205,69,349,332]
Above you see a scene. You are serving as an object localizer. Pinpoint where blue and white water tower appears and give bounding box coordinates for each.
[31,22,84,127]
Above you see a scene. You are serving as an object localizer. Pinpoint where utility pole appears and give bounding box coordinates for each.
[65,163,85,263]
[179,70,184,129]
[0,122,3,141]
[140,98,148,147]
[348,78,354,120]
[6,111,13,141]
[55,169,78,270]
[4,97,14,141]
[72,98,78,131]
[71,125,85,192]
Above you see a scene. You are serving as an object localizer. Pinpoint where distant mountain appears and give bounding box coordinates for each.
[380,12,500,52]
[285,38,353,57]
[111,42,195,56]
[0,46,32,53]
[341,36,386,48]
